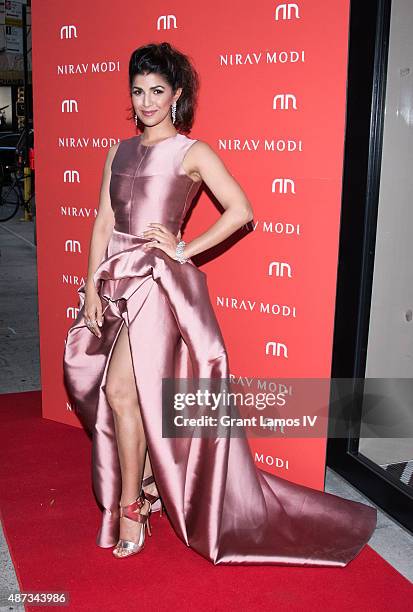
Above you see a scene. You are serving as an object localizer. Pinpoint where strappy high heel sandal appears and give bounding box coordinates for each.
[112,492,152,559]
[142,475,165,517]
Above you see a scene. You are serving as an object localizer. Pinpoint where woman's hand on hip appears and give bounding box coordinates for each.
[142,223,180,260]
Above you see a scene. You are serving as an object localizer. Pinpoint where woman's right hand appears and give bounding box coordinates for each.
[84,282,104,338]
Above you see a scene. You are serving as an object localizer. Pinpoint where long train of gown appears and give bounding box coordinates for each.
[63,133,377,566]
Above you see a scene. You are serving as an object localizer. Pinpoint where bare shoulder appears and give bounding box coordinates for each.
[108,140,121,158]
[184,139,221,167]
[103,141,121,170]
[182,140,226,183]
[188,139,217,156]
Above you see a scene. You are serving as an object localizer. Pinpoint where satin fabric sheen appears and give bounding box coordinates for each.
[63,133,377,566]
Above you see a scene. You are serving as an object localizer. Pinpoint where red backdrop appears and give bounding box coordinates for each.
[31,0,350,490]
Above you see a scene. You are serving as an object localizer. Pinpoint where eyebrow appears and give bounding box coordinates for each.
[132,85,165,90]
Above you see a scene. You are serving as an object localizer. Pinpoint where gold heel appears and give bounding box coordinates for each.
[112,493,152,559]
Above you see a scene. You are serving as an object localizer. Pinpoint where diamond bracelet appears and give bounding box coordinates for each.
[175,240,189,264]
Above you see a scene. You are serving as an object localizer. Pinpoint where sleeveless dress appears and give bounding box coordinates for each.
[63,132,377,566]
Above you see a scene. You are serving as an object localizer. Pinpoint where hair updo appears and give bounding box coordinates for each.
[128,42,199,134]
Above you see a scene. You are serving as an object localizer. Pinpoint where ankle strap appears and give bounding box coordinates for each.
[119,493,145,515]
[142,475,155,487]
[121,495,150,523]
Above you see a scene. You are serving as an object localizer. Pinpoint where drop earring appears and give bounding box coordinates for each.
[134,113,138,126]
[171,102,176,124]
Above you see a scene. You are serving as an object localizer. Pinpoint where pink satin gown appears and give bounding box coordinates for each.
[63,132,377,566]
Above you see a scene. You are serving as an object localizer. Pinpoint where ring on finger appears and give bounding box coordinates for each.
[150,224,166,233]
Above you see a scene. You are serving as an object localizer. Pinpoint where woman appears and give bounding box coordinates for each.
[63,42,377,564]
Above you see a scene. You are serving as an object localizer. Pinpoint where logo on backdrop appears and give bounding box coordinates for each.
[58,137,119,148]
[272,178,296,194]
[256,452,289,470]
[61,206,98,218]
[67,307,80,320]
[274,2,301,21]
[250,221,301,235]
[265,342,288,358]
[216,297,297,318]
[57,62,121,75]
[157,15,177,29]
[219,50,305,66]
[63,170,80,183]
[60,25,78,39]
[268,262,292,277]
[62,274,87,286]
[273,93,297,110]
[61,99,78,112]
[218,139,303,152]
[65,240,82,253]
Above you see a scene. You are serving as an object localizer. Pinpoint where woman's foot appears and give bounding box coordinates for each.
[113,495,152,558]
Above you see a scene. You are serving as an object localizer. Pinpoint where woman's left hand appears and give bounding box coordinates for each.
[142,223,181,260]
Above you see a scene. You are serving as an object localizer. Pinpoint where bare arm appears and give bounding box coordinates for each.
[83,144,117,337]
[142,140,253,262]
[85,144,118,291]
[180,141,253,259]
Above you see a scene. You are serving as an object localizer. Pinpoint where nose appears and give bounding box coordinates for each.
[142,93,154,108]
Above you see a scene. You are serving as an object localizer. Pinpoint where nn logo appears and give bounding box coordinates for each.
[273,94,297,110]
[65,239,81,253]
[157,15,177,29]
[61,99,79,113]
[60,25,78,39]
[268,262,292,278]
[275,3,300,20]
[63,170,80,183]
[66,306,80,319]
[265,341,288,358]
[271,178,296,194]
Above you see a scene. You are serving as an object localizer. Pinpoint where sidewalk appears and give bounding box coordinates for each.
[0,214,39,394]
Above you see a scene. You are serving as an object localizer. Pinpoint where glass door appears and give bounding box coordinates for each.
[328,0,413,533]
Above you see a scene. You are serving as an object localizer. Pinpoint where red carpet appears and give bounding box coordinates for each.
[0,391,412,612]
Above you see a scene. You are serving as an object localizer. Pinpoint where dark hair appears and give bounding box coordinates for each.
[128,42,199,134]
